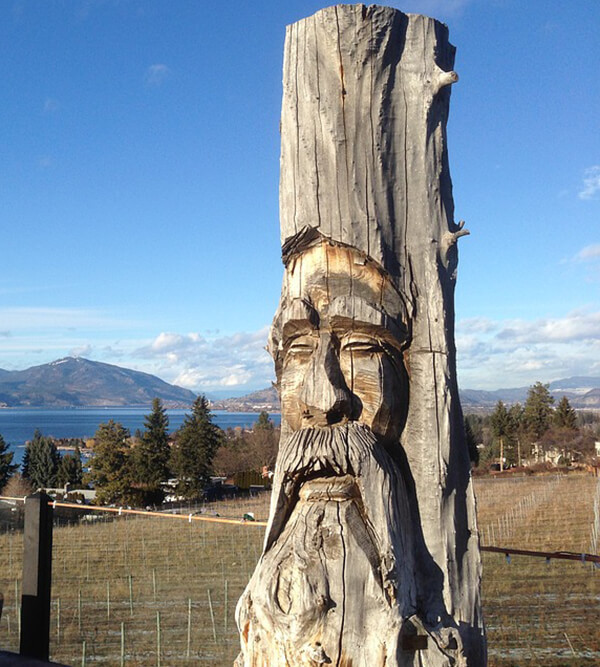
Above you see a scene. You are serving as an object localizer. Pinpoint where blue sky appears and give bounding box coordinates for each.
[1,0,598,395]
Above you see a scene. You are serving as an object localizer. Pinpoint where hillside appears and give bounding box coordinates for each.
[460,376,600,410]
[211,385,280,412]
[0,357,197,408]
[2,357,597,411]
[213,377,600,412]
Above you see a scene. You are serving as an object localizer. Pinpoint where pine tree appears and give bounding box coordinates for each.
[254,411,274,431]
[523,382,554,440]
[508,403,525,465]
[86,420,133,505]
[490,400,514,470]
[0,433,18,490]
[132,398,171,505]
[22,430,60,489]
[554,396,577,430]
[56,447,84,488]
[170,396,222,499]
[21,428,39,479]
[464,418,479,466]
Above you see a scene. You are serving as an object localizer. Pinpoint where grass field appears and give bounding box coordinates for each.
[476,473,600,666]
[0,474,598,666]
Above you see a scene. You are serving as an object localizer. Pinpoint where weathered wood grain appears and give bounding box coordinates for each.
[237,5,485,666]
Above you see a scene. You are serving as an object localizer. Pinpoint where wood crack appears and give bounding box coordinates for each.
[293,22,299,235]
[334,5,350,244]
[335,501,346,667]
[314,16,322,230]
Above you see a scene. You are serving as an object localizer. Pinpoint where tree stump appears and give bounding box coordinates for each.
[236,5,486,666]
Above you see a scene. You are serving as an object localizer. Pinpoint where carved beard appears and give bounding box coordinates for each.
[236,422,417,667]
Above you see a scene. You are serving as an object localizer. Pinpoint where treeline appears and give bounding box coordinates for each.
[0,396,280,508]
[466,381,600,469]
[3,380,594,503]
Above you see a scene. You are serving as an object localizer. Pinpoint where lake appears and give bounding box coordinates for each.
[0,408,281,466]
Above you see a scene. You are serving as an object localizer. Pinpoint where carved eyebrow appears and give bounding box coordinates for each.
[282,320,315,344]
[328,296,408,344]
[280,298,319,344]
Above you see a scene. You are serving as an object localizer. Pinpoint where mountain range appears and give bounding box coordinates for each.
[0,357,196,408]
[214,378,600,412]
[0,357,599,411]
[460,377,600,410]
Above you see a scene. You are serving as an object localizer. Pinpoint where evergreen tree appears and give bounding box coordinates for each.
[170,396,222,499]
[464,417,479,466]
[508,402,525,465]
[86,420,133,505]
[0,433,18,490]
[490,401,514,469]
[56,447,84,488]
[21,428,38,479]
[254,411,274,431]
[523,382,554,440]
[22,430,60,488]
[554,396,577,430]
[508,402,524,427]
[132,398,171,505]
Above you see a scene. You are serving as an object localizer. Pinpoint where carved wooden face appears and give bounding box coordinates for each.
[271,242,409,444]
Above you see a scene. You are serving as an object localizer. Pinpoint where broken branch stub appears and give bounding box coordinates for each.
[236,5,485,666]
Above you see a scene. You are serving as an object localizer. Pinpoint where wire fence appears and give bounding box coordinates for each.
[0,473,599,666]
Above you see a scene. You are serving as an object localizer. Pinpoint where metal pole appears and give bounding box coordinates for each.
[20,492,53,660]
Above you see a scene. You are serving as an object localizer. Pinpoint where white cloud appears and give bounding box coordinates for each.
[496,311,600,344]
[574,244,600,261]
[578,166,600,200]
[70,344,93,358]
[456,309,600,389]
[149,331,205,353]
[144,64,171,87]
[456,316,496,334]
[4,304,599,397]
[133,327,272,391]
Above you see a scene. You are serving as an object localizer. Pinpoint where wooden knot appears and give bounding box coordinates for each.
[432,68,459,95]
[302,641,331,664]
[442,220,470,258]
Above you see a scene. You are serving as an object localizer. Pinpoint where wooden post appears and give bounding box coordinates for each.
[237,5,485,666]
[20,492,53,661]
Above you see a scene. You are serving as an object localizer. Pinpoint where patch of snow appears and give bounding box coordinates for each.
[50,358,71,366]
[553,386,595,395]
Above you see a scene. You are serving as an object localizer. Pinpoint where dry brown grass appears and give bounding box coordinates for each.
[0,494,270,666]
[0,475,597,665]
[475,473,600,666]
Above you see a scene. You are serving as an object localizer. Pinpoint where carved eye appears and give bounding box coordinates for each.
[285,335,316,360]
[341,336,383,355]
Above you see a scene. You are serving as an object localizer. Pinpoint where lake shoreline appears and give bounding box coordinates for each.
[0,408,281,466]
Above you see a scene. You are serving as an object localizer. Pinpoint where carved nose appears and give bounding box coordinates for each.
[298,333,352,427]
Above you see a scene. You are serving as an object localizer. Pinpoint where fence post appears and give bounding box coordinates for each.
[20,492,53,660]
